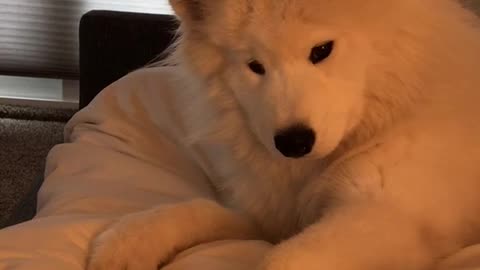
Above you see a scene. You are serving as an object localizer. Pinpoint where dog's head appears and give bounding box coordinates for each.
[169,0,430,159]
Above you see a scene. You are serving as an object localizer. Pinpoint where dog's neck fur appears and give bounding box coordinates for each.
[334,3,480,159]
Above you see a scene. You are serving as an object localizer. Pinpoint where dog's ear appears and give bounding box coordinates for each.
[169,0,250,45]
[169,0,210,24]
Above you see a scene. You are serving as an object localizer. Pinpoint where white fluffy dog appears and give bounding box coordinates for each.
[87,0,480,269]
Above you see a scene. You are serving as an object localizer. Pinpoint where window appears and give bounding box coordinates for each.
[0,0,172,107]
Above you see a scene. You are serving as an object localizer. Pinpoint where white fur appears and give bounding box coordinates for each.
[87,1,480,269]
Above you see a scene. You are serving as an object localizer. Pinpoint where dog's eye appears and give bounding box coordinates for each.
[309,41,334,64]
[248,60,266,75]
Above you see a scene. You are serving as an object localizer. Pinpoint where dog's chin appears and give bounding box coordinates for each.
[266,147,329,162]
[290,143,341,161]
[302,151,329,161]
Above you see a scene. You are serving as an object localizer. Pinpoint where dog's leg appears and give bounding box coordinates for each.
[259,151,450,270]
[86,198,259,270]
[259,201,440,270]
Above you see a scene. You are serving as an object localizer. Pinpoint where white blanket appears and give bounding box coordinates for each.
[0,68,478,269]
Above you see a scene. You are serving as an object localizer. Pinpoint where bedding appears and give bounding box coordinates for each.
[0,68,478,269]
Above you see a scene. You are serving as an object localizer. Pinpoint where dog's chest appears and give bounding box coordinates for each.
[195,143,314,240]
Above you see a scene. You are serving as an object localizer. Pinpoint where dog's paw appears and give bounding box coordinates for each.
[257,232,330,270]
[86,224,166,270]
[257,242,310,270]
[86,199,259,270]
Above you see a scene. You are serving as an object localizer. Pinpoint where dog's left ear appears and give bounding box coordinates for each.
[169,0,212,24]
[169,0,249,32]
[169,0,250,46]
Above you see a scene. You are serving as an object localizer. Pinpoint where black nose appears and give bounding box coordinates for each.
[274,125,316,158]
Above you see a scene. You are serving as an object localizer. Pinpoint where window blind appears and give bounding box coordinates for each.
[0,0,172,79]
[0,1,477,80]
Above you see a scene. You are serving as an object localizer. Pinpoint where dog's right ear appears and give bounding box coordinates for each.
[169,0,209,24]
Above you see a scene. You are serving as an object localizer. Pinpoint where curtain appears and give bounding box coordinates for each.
[0,0,172,79]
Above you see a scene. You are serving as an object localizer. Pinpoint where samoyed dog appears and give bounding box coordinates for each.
[87,0,480,269]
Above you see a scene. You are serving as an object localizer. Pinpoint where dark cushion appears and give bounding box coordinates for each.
[1,176,44,228]
[79,10,177,109]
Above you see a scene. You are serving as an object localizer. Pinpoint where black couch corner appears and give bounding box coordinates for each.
[79,10,178,109]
